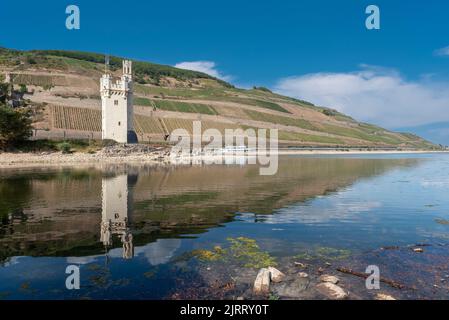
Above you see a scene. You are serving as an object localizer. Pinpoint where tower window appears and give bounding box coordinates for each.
[114,100,118,105]
[118,122,121,126]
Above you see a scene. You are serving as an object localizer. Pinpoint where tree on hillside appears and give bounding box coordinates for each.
[0,83,9,103]
[0,106,32,149]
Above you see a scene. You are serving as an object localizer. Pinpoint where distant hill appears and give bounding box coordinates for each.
[0,47,440,149]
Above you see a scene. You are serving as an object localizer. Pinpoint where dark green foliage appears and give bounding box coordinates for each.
[13,139,59,152]
[0,106,32,149]
[253,86,272,93]
[322,109,337,116]
[26,56,37,64]
[0,83,8,103]
[19,84,27,94]
[57,142,71,154]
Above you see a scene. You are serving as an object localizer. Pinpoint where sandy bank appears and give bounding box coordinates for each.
[0,150,170,169]
[0,148,447,169]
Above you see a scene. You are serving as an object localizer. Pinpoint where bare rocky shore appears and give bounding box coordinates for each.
[0,144,172,169]
[1,144,447,169]
[169,242,449,300]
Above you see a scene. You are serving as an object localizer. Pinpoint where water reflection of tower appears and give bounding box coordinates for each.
[100,173,137,259]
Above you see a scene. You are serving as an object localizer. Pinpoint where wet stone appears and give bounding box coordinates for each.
[268,267,285,283]
[319,275,340,284]
[375,293,396,300]
[316,282,348,300]
[294,261,307,268]
[253,268,270,295]
[273,277,310,298]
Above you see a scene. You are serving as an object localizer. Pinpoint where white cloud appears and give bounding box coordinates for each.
[174,61,231,81]
[275,65,449,128]
[434,46,449,56]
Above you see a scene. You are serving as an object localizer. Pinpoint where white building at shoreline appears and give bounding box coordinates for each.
[100,60,137,143]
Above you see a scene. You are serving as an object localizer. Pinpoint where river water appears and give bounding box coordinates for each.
[1,154,449,299]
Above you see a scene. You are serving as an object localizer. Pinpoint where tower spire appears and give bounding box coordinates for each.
[104,54,110,74]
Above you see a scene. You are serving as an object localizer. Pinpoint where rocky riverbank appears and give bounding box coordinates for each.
[1,144,447,169]
[168,241,449,300]
[0,144,171,168]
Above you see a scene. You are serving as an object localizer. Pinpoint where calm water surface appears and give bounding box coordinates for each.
[1,154,449,299]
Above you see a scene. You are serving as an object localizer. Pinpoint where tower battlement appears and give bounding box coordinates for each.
[100,75,130,95]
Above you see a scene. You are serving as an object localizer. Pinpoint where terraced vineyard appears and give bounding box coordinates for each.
[278,131,344,145]
[50,105,101,131]
[163,118,241,135]
[49,105,240,137]
[244,109,317,131]
[134,114,165,134]
[162,118,194,134]
[135,97,218,115]
[11,74,67,87]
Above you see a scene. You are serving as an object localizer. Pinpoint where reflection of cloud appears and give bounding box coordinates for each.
[66,256,98,265]
[135,239,181,265]
[63,239,181,266]
[421,179,449,188]
[239,199,382,224]
[3,256,23,267]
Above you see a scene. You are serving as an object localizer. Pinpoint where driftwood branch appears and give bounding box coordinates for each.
[336,267,408,290]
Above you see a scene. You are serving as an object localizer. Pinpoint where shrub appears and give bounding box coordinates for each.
[57,142,71,154]
[322,109,337,116]
[253,86,272,93]
[19,84,27,94]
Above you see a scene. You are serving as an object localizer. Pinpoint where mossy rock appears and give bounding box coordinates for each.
[191,237,277,269]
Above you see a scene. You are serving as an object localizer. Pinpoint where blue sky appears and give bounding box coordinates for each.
[1,0,449,144]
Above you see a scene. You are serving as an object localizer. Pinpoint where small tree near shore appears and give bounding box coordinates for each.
[0,106,32,149]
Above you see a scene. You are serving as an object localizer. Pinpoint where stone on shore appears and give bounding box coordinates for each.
[319,275,340,284]
[273,277,310,298]
[294,261,307,268]
[316,282,348,300]
[268,267,285,283]
[253,268,271,295]
[375,293,396,300]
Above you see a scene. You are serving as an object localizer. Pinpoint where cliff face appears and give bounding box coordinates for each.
[0,48,438,149]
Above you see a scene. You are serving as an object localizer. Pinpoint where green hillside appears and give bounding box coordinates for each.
[0,47,440,150]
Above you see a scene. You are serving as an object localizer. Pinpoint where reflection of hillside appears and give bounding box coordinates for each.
[132,157,419,215]
[0,157,420,261]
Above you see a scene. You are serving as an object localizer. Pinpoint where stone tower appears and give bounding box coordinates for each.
[100,60,138,143]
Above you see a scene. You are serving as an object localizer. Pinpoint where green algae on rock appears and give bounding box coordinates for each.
[191,237,277,269]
